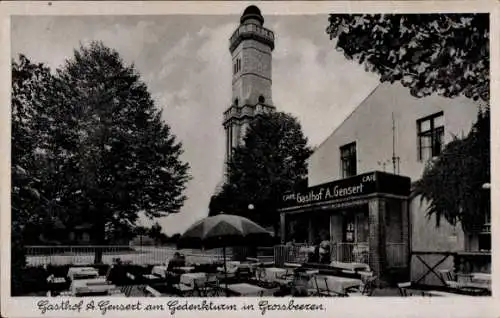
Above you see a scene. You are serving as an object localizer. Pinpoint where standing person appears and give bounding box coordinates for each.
[311,238,321,263]
[319,240,331,264]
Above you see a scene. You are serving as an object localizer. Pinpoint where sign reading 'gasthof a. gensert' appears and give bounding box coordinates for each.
[279,171,411,209]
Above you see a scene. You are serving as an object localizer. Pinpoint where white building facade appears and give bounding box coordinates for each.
[278,82,489,284]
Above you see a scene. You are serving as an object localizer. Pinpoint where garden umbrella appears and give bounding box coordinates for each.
[177,213,273,294]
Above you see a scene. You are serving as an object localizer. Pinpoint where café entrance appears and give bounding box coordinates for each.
[278,171,411,279]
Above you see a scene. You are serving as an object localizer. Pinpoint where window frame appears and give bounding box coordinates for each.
[417,111,444,161]
[340,142,357,178]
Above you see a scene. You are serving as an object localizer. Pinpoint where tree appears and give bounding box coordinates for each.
[210,112,312,233]
[148,222,167,245]
[413,109,489,233]
[11,55,57,294]
[326,13,490,232]
[12,42,191,264]
[55,42,191,262]
[326,14,489,102]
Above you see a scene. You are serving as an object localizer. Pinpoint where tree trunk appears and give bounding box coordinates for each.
[93,211,106,264]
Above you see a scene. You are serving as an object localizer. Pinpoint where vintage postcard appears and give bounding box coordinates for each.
[1,1,498,317]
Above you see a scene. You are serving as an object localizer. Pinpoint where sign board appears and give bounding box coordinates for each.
[279,171,411,209]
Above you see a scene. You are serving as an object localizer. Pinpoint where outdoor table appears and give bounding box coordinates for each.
[227,283,266,296]
[177,266,195,273]
[180,272,207,287]
[425,290,474,297]
[472,273,491,284]
[259,267,287,283]
[151,265,168,278]
[310,275,362,295]
[330,261,370,273]
[305,269,320,275]
[70,278,111,295]
[284,263,302,268]
[67,267,99,281]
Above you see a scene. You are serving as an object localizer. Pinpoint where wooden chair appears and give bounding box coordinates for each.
[397,282,413,297]
[347,273,376,296]
[274,268,295,287]
[172,280,196,296]
[120,285,134,297]
[439,269,460,289]
[313,276,345,297]
[203,274,222,297]
[236,267,253,282]
[144,285,162,297]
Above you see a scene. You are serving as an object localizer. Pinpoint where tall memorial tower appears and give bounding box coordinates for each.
[223,5,276,177]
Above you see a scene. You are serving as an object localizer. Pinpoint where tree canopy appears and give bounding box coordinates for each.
[326,14,489,102]
[413,109,490,233]
[11,41,191,265]
[209,112,312,232]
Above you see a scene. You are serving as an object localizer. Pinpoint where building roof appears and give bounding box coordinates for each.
[310,83,382,156]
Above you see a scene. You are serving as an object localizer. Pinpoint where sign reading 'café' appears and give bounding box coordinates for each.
[279,171,411,209]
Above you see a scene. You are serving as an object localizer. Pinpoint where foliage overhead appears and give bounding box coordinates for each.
[412,109,490,233]
[327,13,490,232]
[326,14,489,102]
[209,112,312,231]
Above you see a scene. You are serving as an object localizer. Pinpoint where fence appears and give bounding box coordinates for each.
[410,251,455,287]
[273,244,310,266]
[332,242,369,264]
[273,242,408,268]
[25,245,229,267]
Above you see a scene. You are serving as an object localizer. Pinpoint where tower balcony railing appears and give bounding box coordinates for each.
[229,23,275,52]
[224,103,274,123]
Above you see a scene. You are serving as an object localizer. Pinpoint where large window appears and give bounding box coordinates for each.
[417,112,444,161]
[340,142,357,178]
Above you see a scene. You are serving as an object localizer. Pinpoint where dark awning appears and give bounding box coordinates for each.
[279,171,411,212]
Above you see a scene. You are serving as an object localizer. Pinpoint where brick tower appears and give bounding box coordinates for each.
[223,5,276,178]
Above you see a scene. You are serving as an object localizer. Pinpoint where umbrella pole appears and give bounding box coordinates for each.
[223,246,228,297]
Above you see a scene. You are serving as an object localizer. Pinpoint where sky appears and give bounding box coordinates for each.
[11,11,380,235]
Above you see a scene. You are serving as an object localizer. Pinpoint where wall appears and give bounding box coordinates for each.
[307,82,479,255]
[308,83,478,185]
[232,39,273,106]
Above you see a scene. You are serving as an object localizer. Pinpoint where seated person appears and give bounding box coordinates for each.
[167,252,186,272]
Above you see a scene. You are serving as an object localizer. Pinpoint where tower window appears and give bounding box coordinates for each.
[258,95,265,103]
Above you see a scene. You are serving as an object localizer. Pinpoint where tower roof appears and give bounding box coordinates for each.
[241,5,264,25]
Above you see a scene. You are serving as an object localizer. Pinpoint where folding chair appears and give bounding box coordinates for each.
[397,282,412,297]
[203,274,222,297]
[144,285,162,297]
[120,285,134,297]
[236,267,253,282]
[173,281,196,296]
[313,276,344,297]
